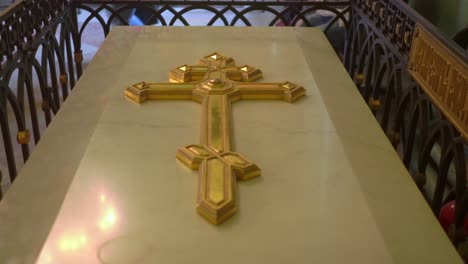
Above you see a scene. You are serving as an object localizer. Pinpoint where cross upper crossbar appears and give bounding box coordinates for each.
[125,52,305,225]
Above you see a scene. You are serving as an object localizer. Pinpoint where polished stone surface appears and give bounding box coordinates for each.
[0,27,461,263]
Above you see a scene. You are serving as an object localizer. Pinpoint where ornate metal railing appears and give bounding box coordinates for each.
[72,0,351,55]
[0,0,80,183]
[344,0,468,252]
[72,0,350,28]
[0,0,467,257]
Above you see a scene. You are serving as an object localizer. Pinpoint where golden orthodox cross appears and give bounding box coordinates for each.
[125,53,305,225]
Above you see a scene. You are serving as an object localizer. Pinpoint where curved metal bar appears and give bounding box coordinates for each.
[379,56,402,132]
[60,19,78,87]
[322,6,350,32]
[141,4,167,25]
[207,6,231,26]
[0,94,17,181]
[0,62,32,163]
[371,53,388,99]
[452,136,468,244]
[402,96,422,168]
[39,44,50,97]
[343,19,356,70]
[30,57,58,120]
[168,6,222,26]
[361,38,380,100]
[290,8,316,27]
[22,60,41,144]
[346,20,367,77]
[367,39,389,98]
[355,32,373,83]
[166,5,190,26]
[52,37,69,101]
[69,4,83,78]
[230,6,270,26]
[105,4,136,27]
[394,83,414,153]
[418,122,448,175]
[5,88,30,162]
[380,71,396,132]
[76,4,109,37]
[432,139,454,215]
[149,4,178,26]
[45,35,62,109]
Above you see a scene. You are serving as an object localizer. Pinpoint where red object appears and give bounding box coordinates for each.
[275,20,286,27]
[438,200,468,236]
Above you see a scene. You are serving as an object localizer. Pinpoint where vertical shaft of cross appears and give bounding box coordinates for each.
[200,94,231,153]
[196,93,238,224]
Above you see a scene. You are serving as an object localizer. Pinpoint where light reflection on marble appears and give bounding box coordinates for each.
[0,27,141,264]
[0,27,462,264]
[36,187,120,263]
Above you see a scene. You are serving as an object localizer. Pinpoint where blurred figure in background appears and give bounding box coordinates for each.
[109,5,159,25]
[276,0,303,26]
[296,9,346,53]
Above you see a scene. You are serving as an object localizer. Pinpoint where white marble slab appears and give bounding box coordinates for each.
[0,27,461,263]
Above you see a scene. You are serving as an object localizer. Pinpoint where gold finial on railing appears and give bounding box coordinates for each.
[17,130,30,145]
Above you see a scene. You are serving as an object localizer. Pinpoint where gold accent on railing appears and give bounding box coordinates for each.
[409,24,468,140]
[355,73,365,85]
[404,31,411,44]
[395,23,402,35]
[369,98,381,111]
[74,51,83,64]
[17,130,30,145]
[60,74,68,86]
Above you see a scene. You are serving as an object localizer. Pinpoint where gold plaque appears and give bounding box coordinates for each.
[409,24,468,140]
[125,53,305,224]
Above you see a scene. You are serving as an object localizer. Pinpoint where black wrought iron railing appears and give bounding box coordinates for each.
[0,0,80,183]
[72,0,351,56]
[0,0,466,257]
[345,0,468,250]
[72,1,350,29]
